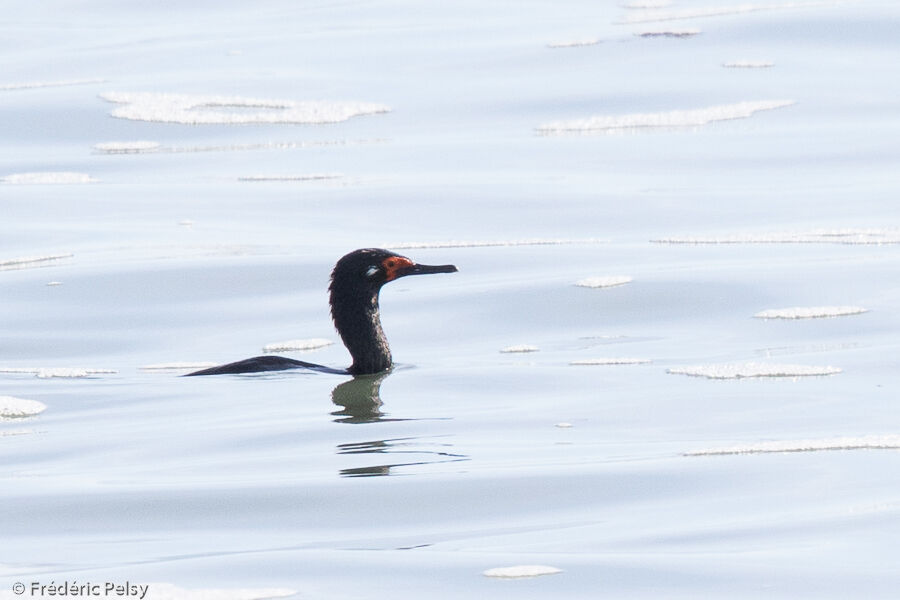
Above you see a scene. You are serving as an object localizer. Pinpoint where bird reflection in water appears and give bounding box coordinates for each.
[330,371,391,424]
[337,436,466,477]
[330,372,468,477]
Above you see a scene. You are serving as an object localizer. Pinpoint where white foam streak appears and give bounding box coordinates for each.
[547,38,602,48]
[622,2,833,24]
[723,60,775,68]
[387,238,606,249]
[686,435,900,456]
[754,306,867,319]
[263,338,334,353]
[2,172,98,184]
[0,367,117,379]
[0,254,72,271]
[39,368,117,379]
[571,358,651,365]
[100,92,390,125]
[0,429,34,437]
[636,28,701,38]
[93,141,161,153]
[538,100,794,133]
[0,78,105,91]
[668,362,841,379]
[501,345,540,353]
[94,139,384,155]
[238,174,343,182]
[483,565,563,578]
[576,276,633,288]
[0,396,47,419]
[653,228,900,245]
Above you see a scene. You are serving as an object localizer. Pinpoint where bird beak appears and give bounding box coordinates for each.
[397,262,458,278]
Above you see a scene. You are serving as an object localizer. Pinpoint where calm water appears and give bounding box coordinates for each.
[3,1,900,598]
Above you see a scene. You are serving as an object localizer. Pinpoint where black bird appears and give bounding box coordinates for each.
[186,248,457,376]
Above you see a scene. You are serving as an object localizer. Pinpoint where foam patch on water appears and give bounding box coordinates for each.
[100,92,390,125]
[483,565,563,578]
[571,358,651,365]
[723,60,775,68]
[141,583,296,599]
[140,362,218,371]
[754,306,867,319]
[0,254,72,271]
[668,362,841,379]
[538,100,794,134]
[547,38,602,48]
[2,172,98,184]
[653,228,900,245]
[93,141,161,153]
[685,435,900,456]
[501,345,540,353]
[386,238,606,249]
[621,1,833,24]
[0,78,105,91]
[263,338,334,353]
[636,28,701,38]
[576,276,633,288]
[0,367,117,379]
[238,173,343,182]
[0,396,47,419]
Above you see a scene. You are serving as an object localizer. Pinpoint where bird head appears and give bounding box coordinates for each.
[331,248,458,294]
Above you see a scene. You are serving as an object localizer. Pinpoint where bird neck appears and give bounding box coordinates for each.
[330,287,392,375]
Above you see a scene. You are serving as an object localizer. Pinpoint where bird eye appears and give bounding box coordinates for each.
[385,259,397,268]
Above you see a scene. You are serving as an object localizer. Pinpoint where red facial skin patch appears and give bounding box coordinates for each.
[382,256,415,281]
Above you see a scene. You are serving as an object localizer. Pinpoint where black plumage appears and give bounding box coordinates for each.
[186,248,457,376]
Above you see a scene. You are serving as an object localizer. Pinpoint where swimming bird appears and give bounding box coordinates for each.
[186,248,458,376]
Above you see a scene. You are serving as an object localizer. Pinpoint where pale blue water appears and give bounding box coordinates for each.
[3,1,900,598]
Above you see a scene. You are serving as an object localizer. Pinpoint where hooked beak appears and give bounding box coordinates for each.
[395,262,458,278]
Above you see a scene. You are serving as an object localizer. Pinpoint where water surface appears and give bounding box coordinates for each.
[3,1,900,598]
